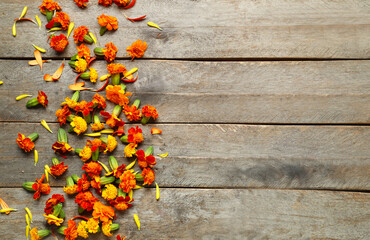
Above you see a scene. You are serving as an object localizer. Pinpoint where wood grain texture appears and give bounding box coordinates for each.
[1,60,370,123]
[0,188,369,240]
[1,0,369,58]
[1,123,369,190]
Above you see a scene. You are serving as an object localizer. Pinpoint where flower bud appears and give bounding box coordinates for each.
[22,182,36,191]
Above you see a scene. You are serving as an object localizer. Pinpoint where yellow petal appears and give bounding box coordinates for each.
[41,120,53,133]
[16,94,32,101]
[100,74,111,81]
[125,160,136,170]
[45,169,49,182]
[133,185,143,189]
[0,208,17,213]
[35,15,41,29]
[26,225,30,240]
[25,208,33,223]
[133,214,140,230]
[84,132,101,137]
[155,182,160,200]
[123,67,138,78]
[67,22,74,38]
[0,81,3,85]
[34,149,38,166]
[100,129,114,134]
[32,44,46,53]
[48,27,62,32]
[128,190,133,201]
[45,165,56,179]
[158,153,168,158]
[147,22,162,31]
[89,32,97,45]
[98,161,111,173]
[19,6,27,19]
[25,213,30,226]
[12,22,16,37]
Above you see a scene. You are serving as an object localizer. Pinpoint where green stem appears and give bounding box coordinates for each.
[27,133,39,142]
[93,115,101,124]
[112,73,121,85]
[84,113,92,124]
[145,146,154,156]
[99,26,107,36]
[141,116,150,124]
[120,135,128,143]
[52,157,60,166]
[112,105,122,116]
[133,99,141,108]
[71,91,80,102]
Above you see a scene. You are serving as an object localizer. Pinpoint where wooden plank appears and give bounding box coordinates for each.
[0,188,368,239]
[1,123,369,190]
[1,0,369,59]
[1,60,370,123]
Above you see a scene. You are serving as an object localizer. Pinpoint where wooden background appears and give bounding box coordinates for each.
[0,0,369,239]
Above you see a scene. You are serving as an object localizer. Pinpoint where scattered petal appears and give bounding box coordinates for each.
[100,129,114,134]
[44,74,54,81]
[157,153,168,158]
[133,214,140,230]
[28,59,50,66]
[100,74,111,81]
[0,198,11,214]
[155,183,160,200]
[12,22,16,37]
[69,82,90,91]
[14,18,37,24]
[19,6,28,19]
[84,132,101,137]
[16,95,32,101]
[147,21,162,31]
[35,15,41,29]
[32,44,46,53]
[89,32,97,45]
[123,67,138,78]
[25,207,33,223]
[41,120,53,133]
[52,60,65,80]
[125,160,136,170]
[34,149,38,166]
[151,127,162,135]
[34,50,43,71]
[0,81,3,85]
[67,22,74,38]
[0,208,17,213]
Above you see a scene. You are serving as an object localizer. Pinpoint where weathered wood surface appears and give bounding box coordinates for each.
[0,188,369,240]
[1,60,370,124]
[1,0,369,59]
[1,123,369,190]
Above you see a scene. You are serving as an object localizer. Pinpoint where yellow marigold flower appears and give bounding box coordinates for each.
[30,227,40,240]
[86,218,99,233]
[102,220,113,237]
[89,68,98,83]
[124,143,137,158]
[91,122,104,131]
[75,58,87,73]
[71,116,87,135]
[63,184,78,195]
[79,146,92,162]
[77,220,89,239]
[62,97,78,109]
[102,184,117,201]
[43,214,64,226]
[104,135,117,153]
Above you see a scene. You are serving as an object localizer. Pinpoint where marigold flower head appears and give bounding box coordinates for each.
[44,194,65,214]
[37,91,48,107]
[106,85,132,106]
[102,184,118,201]
[86,218,99,233]
[77,44,90,61]
[77,174,90,192]
[104,135,117,153]
[63,184,78,195]
[141,105,159,120]
[53,12,70,30]
[74,101,94,116]
[136,149,156,169]
[79,146,92,162]
[16,133,34,152]
[107,63,126,75]
[119,170,136,193]
[98,0,113,7]
[86,139,106,152]
[100,111,124,128]
[75,191,98,211]
[73,26,89,44]
[30,227,40,240]
[75,58,88,73]
[77,220,89,239]
[92,201,115,222]
[71,116,87,135]
[127,126,144,144]
[32,174,51,200]
[52,141,74,156]
[113,164,126,178]
[92,93,107,109]
[102,220,113,237]
[90,175,101,194]
[74,0,89,8]
[124,105,142,122]
[50,34,69,52]
[44,214,64,226]
[142,167,155,185]
[64,220,78,240]
[110,196,133,211]
[82,161,102,177]
[56,105,71,125]
[102,42,118,62]
[126,39,147,60]
[62,97,78,109]
[90,122,104,131]
[124,143,137,158]
[89,68,98,83]
[113,0,130,7]
[39,0,61,13]
[50,162,68,176]
[97,14,118,30]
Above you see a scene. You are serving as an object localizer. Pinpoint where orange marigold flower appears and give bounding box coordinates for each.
[37,91,48,107]
[75,58,87,73]
[52,141,74,156]
[136,149,156,169]
[62,97,78,109]
[141,105,159,119]
[97,14,118,30]
[82,161,102,177]
[77,44,90,61]
[105,85,132,106]
[86,139,106,152]
[50,34,69,52]
[74,101,94,116]
[124,105,142,122]
[127,126,144,144]
[102,220,113,237]
[113,0,130,7]
[44,194,65,214]
[56,105,71,125]
[75,191,98,211]
[92,201,115,223]
[102,42,118,62]
[98,0,113,7]
[86,218,99,233]
[100,111,124,129]
[32,174,51,200]
[117,235,126,240]
[71,116,87,135]
[64,220,78,240]
[92,93,107,109]
[91,122,104,131]
[113,164,126,178]
[50,162,68,176]
[39,0,61,12]
[109,196,132,211]
[77,174,91,192]
[104,135,117,153]
[74,0,89,8]
[53,12,70,30]
[73,26,89,44]
[79,146,92,162]
[141,167,155,185]
[124,143,137,158]
[119,171,136,193]
[63,184,78,195]
[30,227,41,240]
[107,63,126,75]
[102,184,117,201]
[76,220,89,238]
[126,39,147,60]
[16,133,35,152]
[90,175,102,194]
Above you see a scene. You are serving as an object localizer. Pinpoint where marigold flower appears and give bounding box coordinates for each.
[77,174,90,192]
[113,164,126,178]
[74,101,94,116]
[44,214,64,226]
[126,39,147,60]
[119,171,136,193]
[77,44,90,61]
[127,126,144,144]
[37,91,48,107]
[79,146,92,162]
[52,141,74,155]
[141,105,159,119]
[62,97,78,109]
[136,149,156,169]
[102,220,113,237]
[113,0,130,7]
[75,58,88,73]
[32,174,51,200]
[102,42,118,62]
[86,218,99,233]
[53,12,70,30]
[64,220,78,240]
[92,201,115,222]
[102,184,118,201]
[104,135,117,153]
[82,161,102,177]
[30,227,40,240]
[71,116,87,135]
[44,194,65,214]
[90,175,101,194]
[141,167,155,185]
[124,105,142,122]
[50,34,69,52]
[74,0,89,8]
[73,26,89,44]
[39,0,61,12]
[86,139,106,152]
[76,220,89,238]
[63,184,78,195]
[106,63,126,75]
[16,133,35,152]
[110,196,132,211]
[90,122,104,131]
[55,105,71,125]
[98,0,113,7]
[124,143,137,158]
[106,85,132,106]
[92,93,107,109]
[75,191,98,211]
[100,111,124,128]
[97,14,118,30]
[50,162,68,176]
[89,68,98,83]
[117,235,126,240]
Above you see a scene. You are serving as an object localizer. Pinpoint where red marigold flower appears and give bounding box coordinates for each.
[92,201,115,222]
[82,161,102,177]
[77,43,90,61]
[50,162,68,176]
[109,196,132,211]
[75,191,98,211]
[102,42,118,62]
[86,139,106,152]
[119,171,136,193]
[136,149,156,169]
[39,0,61,12]
[32,174,51,200]
[106,63,126,75]
[55,105,71,125]
[127,126,144,144]
[50,34,69,52]
[97,14,118,30]
[37,91,48,107]
[100,111,125,129]
[16,133,35,152]
[77,174,90,192]
[105,85,132,106]
[92,93,107,109]
[98,0,113,7]
[74,0,89,8]
[90,175,102,194]
[52,141,74,156]
[141,167,155,185]
[74,101,94,116]
[141,105,158,119]
[53,12,70,30]
[73,26,89,44]
[124,105,141,122]
[64,220,78,240]
[113,164,126,178]
[126,39,147,60]
[113,0,130,7]
[44,194,65,214]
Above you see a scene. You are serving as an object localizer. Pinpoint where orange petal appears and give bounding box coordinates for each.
[52,60,64,80]
[69,82,90,91]
[28,60,49,66]
[151,127,162,135]
[44,74,54,81]
[34,50,42,71]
